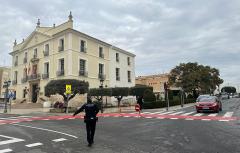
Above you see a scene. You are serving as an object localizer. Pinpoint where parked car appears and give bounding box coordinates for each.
[195,96,222,113]
[220,92,229,100]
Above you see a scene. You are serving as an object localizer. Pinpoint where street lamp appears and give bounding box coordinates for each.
[3,80,11,113]
[99,77,104,113]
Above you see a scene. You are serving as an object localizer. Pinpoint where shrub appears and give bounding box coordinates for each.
[187,94,193,99]
[143,89,156,102]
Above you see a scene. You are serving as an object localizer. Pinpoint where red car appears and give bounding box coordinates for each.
[195,96,222,113]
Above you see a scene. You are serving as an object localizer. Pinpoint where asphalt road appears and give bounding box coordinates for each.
[0,98,240,153]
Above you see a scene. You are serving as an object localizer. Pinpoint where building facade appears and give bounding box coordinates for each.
[135,74,169,97]
[0,67,11,98]
[10,13,135,102]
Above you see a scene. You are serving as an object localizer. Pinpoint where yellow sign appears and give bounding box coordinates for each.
[66,85,72,94]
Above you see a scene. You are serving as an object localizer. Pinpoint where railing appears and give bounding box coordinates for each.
[98,73,106,80]
[23,58,27,64]
[99,54,104,58]
[21,77,28,83]
[42,73,49,79]
[43,50,49,56]
[56,70,64,76]
[28,74,41,81]
[58,46,64,52]
[80,47,87,53]
[116,76,120,81]
[12,80,17,85]
[116,58,119,62]
[31,55,39,62]
[79,71,88,77]
[128,79,132,83]
[14,61,18,66]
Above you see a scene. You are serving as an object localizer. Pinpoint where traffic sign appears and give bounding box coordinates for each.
[66,85,72,94]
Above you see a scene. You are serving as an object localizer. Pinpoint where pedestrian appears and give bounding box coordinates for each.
[73,96,99,147]
[137,96,144,111]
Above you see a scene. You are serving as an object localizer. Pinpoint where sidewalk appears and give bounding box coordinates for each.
[0,103,195,115]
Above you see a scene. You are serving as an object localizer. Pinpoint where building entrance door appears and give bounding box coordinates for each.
[32,84,38,103]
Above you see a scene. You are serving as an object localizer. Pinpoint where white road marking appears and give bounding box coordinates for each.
[142,112,151,114]
[124,116,130,117]
[148,111,165,114]
[25,143,43,147]
[52,138,67,142]
[0,149,12,153]
[193,113,203,116]
[68,118,75,120]
[157,117,165,119]
[223,112,234,118]
[208,113,218,117]
[185,118,194,120]
[145,117,152,118]
[201,119,211,121]
[170,118,178,120]
[169,111,185,115]
[0,123,6,125]
[0,135,24,145]
[181,111,195,116]
[12,124,78,138]
[56,118,64,120]
[0,118,18,120]
[159,111,175,115]
[42,119,50,120]
[219,120,229,122]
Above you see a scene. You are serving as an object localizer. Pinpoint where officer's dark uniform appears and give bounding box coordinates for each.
[73,98,99,146]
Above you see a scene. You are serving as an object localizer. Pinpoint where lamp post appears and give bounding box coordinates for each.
[99,77,104,113]
[3,80,11,113]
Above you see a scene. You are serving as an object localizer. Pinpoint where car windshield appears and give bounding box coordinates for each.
[198,97,216,102]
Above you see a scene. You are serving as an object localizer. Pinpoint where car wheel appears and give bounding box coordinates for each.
[220,107,222,111]
[197,110,200,113]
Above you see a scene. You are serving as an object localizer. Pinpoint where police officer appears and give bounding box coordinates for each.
[73,96,99,147]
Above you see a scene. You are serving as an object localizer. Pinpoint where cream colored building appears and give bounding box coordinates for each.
[0,66,11,98]
[10,12,135,102]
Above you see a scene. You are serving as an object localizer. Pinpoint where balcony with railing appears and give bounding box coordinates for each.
[12,80,17,85]
[28,73,41,81]
[80,47,87,53]
[43,50,49,57]
[21,77,28,83]
[23,57,27,64]
[98,73,106,80]
[42,73,49,79]
[31,55,39,62]
[79,70,88,77]
[14,61,18,67]
[56,70,64,76]
[99,53,104,59]
[58,46,64,52]
[116,76,120,81]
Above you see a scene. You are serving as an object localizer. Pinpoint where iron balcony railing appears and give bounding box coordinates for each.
[80,47,87,53]
[79,71,88,77]
[98,73,106,80]
[12,80,17,85]
[42,73,49,79]
[58,46,64,52]
[28,74,41,81]
[56,70,64,76]
[43,50,49,57]
[21,77,28,83]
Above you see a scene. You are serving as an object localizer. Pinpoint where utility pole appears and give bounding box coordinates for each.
[164,82,169,111]
[3,80,11,113]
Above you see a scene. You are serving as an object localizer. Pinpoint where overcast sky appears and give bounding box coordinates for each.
[0,0,240,89]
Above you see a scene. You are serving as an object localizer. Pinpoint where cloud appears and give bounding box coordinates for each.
[0,0,240,88]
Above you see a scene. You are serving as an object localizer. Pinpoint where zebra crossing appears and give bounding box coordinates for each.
[135,110,236,122]
[141,110,234,117]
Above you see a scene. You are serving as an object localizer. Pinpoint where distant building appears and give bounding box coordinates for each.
[9,12,135,102]
[136,73,169,96]
[0,66,11,98]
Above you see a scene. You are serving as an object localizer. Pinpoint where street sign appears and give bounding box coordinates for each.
[66,85,72,94]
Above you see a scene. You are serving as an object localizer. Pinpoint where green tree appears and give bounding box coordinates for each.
[89,88,112,101]
[143,89,156,102]
[112,87,129,107]
[169,62,223,95]
[45,79,89,109]
[129,85,153,97]
[221,86,236,93]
